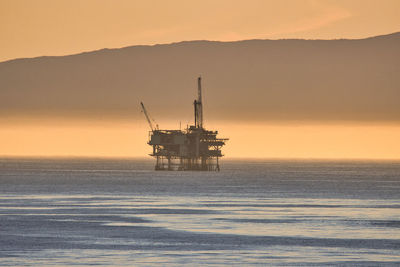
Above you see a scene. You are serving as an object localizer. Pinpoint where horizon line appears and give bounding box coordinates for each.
[1,155,399,162]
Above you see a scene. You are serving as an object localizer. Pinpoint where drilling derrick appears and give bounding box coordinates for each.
[143,77,228,171]
[194,77,203,128]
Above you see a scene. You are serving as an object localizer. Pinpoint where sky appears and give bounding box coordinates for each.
[0,0,399,159]
[1,119,400,159]
[1,0,400,62]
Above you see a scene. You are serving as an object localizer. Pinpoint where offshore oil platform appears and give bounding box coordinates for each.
[141,77,228,171]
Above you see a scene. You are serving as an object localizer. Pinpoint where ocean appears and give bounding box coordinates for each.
[0,157,399,266]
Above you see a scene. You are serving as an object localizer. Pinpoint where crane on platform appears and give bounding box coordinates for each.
[140,101,158,131]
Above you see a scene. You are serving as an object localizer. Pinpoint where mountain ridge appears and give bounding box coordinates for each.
[1,32,399,122]
[2,31,399,64]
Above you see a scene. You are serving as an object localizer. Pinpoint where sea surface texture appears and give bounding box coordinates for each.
[0,158,399,266]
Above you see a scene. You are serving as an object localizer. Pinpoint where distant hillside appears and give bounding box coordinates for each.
[1,32,399,122]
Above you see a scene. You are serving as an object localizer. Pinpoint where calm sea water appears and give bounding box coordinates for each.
[0,158,399,266]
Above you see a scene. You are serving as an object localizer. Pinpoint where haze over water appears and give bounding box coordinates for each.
[1,157,399,266]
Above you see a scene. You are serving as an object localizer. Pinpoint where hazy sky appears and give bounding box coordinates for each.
[1,0,400,62]
[1,119,400,159]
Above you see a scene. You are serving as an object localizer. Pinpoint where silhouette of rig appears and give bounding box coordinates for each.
[141,77,228,171]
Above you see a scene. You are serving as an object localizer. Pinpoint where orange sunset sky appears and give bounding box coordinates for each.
[0,0,399,159]
[1,0,400,61]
